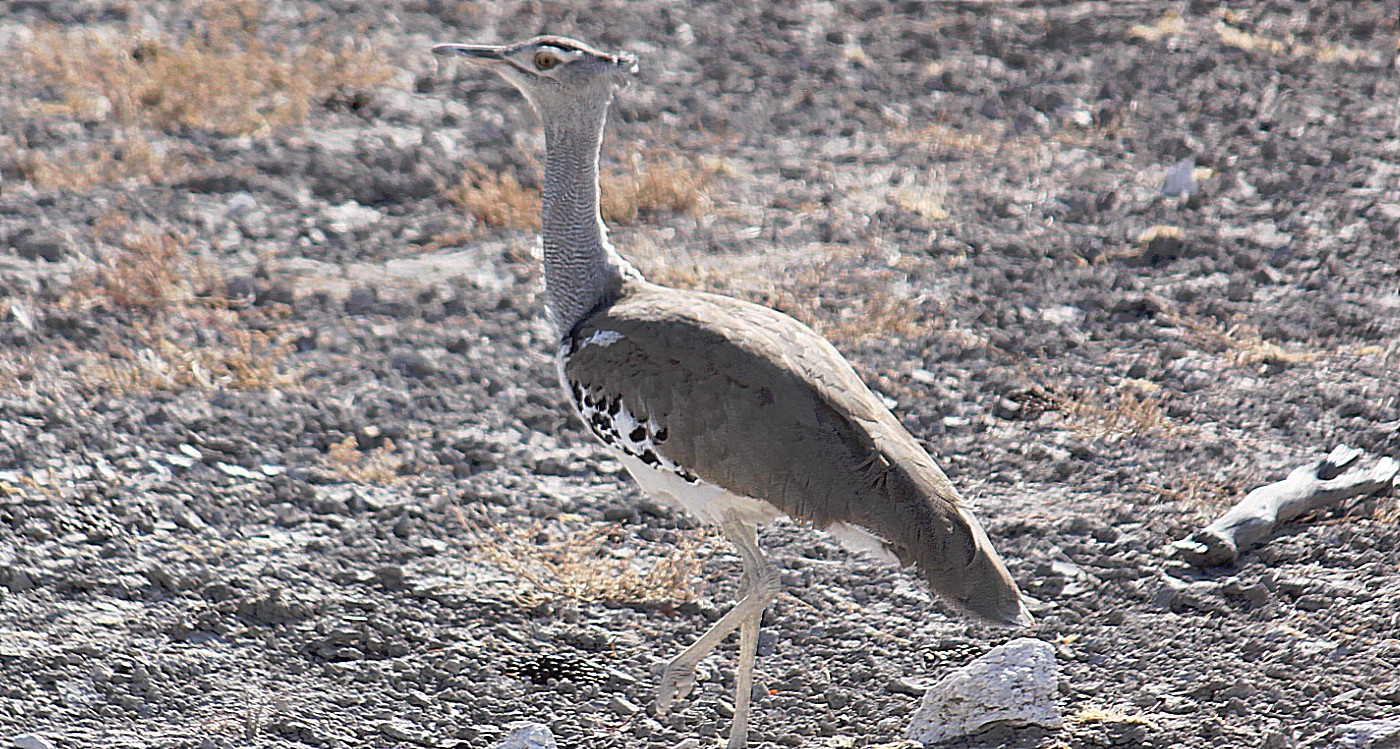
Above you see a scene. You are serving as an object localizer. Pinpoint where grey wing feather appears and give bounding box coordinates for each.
[563,281,1030,626]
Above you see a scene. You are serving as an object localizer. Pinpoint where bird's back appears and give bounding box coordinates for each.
[560,279,1031,626]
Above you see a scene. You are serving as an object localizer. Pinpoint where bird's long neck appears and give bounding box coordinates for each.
[539,99,637,338]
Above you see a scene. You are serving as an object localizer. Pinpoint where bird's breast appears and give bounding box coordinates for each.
[555,334,782,527]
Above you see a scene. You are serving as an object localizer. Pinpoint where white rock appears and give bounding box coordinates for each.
[1162,158,1198,197]
[905,637,1062,744]
[492,722,557,749]
[13,735,56,749]
[323,202,383,235]
[1334,718,1400,748]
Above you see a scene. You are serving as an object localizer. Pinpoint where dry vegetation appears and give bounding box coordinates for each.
[457,509,701,606]
[1128,9,1377,65]
[322,436,404,485]
[1071,705,1161,729]
[601,150,715,224]
[448,162,541,231]
[1053,381,1184,441]
[1149,474,1243,518]
[1165,308,1320,369]
[448,149,715,231]
[55,217,297,393]
[14,0,393,190]
[19,139,181,194]
[84,322,294,393]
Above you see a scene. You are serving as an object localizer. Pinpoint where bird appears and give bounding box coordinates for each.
[432,35,1032,749]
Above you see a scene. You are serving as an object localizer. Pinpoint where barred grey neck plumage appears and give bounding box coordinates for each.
[538,93,638,337]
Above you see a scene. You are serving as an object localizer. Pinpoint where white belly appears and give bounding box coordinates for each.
[611,449,782,528]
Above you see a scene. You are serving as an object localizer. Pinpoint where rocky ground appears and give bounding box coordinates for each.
[1,1,1398,747]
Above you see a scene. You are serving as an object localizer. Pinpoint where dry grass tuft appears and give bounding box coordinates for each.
[1124,8,1373,65]
[1073,705,1161,729]
[602,150,713,225]
[1127,11,1187,42]
[323,436,403,484]
[89,323,295,393]
[458,509,700,606]
[448,162,541,231]
[18,139,185,193]
[67,224,222,311]
[21,0,392,136]
[1213,20,1369,64]
[1166,310,1319,369]
[14,0,392,191]
[56,215,297,393]
[1148,474,1241,518]
[1054,383,1183,441]
[450,150,715,231]
[896,124,994,154]
[888,184,950,222]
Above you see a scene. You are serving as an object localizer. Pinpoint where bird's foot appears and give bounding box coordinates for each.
[656,661,697,714]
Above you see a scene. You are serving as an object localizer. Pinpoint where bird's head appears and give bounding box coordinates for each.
[432,35,638,117]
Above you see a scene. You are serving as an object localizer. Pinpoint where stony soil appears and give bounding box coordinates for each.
[2,2,1398,748]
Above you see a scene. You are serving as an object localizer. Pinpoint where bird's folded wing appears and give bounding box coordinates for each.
[563,281,1029,625]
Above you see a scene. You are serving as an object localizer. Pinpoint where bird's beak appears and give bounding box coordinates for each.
[431,43,507,65]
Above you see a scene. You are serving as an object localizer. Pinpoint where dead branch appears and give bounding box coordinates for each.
[1170,445,1399,568]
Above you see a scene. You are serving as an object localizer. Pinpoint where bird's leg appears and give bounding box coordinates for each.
[657,515,778,749]
[727,602,761,749]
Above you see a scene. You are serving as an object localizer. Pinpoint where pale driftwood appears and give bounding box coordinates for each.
[1171,445,1399,568]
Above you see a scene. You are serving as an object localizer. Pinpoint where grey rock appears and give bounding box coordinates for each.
[493,722,557,749]
[11,229,69,262]
[323,202,383,236]
[609,695,641,716]
[906,638,1062,744]
[1333,719,1400,748]
[1162,158,1198,197]
[344,286,379,315]
[391,350,438,378]
[13,734,56,749]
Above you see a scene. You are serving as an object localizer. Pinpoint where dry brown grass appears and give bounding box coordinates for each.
[449,149,714,231]
[56,216,297,393]
[1072,705,1161,729]
[1054,382,1184,441]
[21,0,392,136]
[1148,474,1240,517]
[1213,19,1370,64]
[14,0,392,191]
[601,150,714,225]
[448,162,541,231]
[1126,8,1375,65]
[1165,309,1319,369]
[1127,11,1188,43]
[891,123,995,155]
[88,323,295,393]
[887,184,950,222]
[18,139,186,193]
[66,224,223,311]
[322,436,403,484]
[457,509,701,606]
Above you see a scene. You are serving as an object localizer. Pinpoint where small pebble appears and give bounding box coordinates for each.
[609,695,640,716]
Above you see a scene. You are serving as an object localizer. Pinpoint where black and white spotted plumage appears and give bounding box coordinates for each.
[561,333,699,486]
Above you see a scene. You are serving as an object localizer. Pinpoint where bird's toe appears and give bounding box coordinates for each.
[657,662,698,712]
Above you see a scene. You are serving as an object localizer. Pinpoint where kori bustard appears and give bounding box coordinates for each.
[433,35,1031,749]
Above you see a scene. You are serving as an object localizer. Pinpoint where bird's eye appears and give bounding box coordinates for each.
[534,51,558,70]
